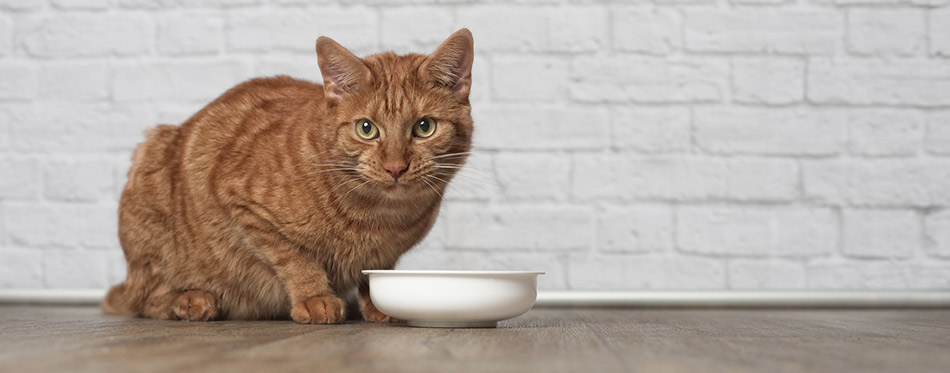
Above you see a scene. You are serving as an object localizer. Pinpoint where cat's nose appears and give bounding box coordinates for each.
[384,162,408,181]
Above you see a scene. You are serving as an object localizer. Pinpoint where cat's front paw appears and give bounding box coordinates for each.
[291,295,345,324]
[173,290,218,321]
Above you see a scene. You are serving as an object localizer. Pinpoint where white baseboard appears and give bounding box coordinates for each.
[2,289,949,308]
[535,290,950,308]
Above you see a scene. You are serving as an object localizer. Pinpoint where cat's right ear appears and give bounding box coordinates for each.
[316,37,372,105]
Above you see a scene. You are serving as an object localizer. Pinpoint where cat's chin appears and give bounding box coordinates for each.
[376,180,432,199]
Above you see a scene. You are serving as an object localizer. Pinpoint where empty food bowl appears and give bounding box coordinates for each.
[362,270,545,328]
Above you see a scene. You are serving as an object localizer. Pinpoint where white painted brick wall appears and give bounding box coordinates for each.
[2,0,950,290]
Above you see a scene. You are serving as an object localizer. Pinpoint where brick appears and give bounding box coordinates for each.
[933,7,950,57]
[116,0,174,8]
[684,10,839,55]
[924,209,950,259]
[444,202,594,251]
[848,109,923,157]
[21,14,153,58]
[0,15,11,56]
[4,102,157,153]
[228,7,377,54]
[495,153,570,201]
[443,152,502,201]
[178,0,258,7]
[808,58,950,107]
[612,7,680,54]
[694,107,846,156]
[0,62,37,100]
[44,249,111,288]
[573,155,723,201]
[158,12,224,56]
[51,0,109,9]
[927,111,950,155]
[842,209,918,259]
[0,113,9,151]
[0,248,44,288]
[0,0,45,10]
[598,205,673,254]
[731,0,790,3]
[472,105,608,150]
[807,263,950,289]
[398,251,566,290]
[3,202,119,249]
[546,6,607,53]
[0,157,39,200]
[571,56,727,103]
[38,62,109,101]
[572,155,797,202]
[731,57,804,104]
[823,0,950,4]
[113,60,252,102]
[848,9,925,56]
[803,160,950,207]
[256,55,323,83]
[612,107,690,153]
[491,56,568,102]
[380,7,454,53]
[114,158,133,198]
[43,160,114,202]
[677,206,837,257]
[455,6,546,52]
[724,159,799,202]
[468,55,490,104]
[728,260,805,289]
[105,248,128,286]
[567,255,725,290]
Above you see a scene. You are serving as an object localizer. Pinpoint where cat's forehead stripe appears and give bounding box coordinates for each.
[366,53,424,122]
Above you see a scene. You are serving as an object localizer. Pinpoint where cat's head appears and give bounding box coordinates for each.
[314,29,474,200]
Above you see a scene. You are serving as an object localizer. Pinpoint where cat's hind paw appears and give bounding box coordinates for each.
[172,290,218,321]
[291,295,345,324]
[361,302,403,323]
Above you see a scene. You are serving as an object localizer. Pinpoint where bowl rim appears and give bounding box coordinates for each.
[362,270,545,276]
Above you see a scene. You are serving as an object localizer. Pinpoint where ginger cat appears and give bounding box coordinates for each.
[102,29,474,323]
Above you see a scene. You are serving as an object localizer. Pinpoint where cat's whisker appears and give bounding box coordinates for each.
[431,163,494,177]
[421,176,443,199]
[425,173,451,185]
[431,168,497,185]
[427,152,473,161]
[311,167,360,174]
[341,179,373,201]
[432,168,495,182]
[329,176,364,194]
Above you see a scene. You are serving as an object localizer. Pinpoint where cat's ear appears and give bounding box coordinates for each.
[316,36,372,105]
[421,28,474,101]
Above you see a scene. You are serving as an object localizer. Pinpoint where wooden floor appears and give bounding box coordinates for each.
[1,306,949,372]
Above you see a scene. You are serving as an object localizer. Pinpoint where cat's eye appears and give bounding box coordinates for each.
[413,118,437,138]
[355,119,379,140]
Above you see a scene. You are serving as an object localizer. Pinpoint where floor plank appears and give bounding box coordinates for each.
[1,306,948,372]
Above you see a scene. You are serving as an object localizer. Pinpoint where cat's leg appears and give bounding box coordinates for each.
[358,280,395,322]
[239,217,345,324]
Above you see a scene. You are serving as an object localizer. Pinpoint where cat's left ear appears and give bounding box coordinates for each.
[316,36,372,105]
[422,29,474,101]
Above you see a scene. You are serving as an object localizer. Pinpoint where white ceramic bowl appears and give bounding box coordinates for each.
[362,270,545,328]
